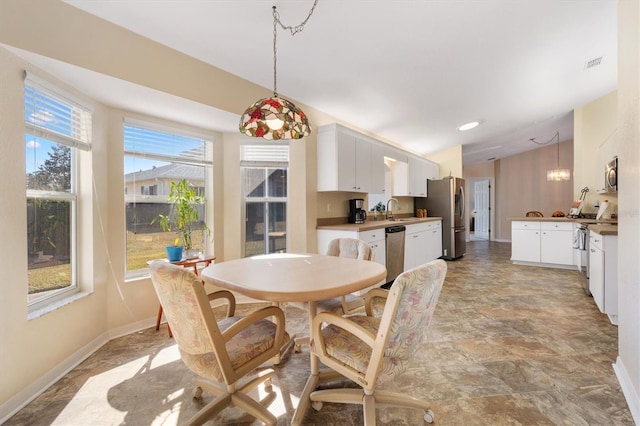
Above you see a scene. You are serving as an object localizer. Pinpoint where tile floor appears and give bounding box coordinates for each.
[6,241,633,425]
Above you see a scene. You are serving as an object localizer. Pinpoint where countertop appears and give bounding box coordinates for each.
[509,217,618,225]
[588,225,618,236]
[317,216,442,231]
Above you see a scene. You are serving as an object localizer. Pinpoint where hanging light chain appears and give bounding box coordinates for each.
[271,0,319,97]
[529,131,560,145]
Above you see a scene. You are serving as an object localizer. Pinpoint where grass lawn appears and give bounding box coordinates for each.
[28,231,208,294]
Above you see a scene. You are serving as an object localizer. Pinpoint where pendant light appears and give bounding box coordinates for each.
[530,131,570,181]
[239,2,318,140]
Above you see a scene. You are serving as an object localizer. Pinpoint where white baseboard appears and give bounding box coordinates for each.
[0,317,156,424]
[614,356,640,425]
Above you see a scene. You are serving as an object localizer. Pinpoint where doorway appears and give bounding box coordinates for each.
[467,178,493,241]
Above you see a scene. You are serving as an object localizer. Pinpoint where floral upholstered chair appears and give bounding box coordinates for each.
[294,238,376,352]
[149,261,288,426]
[309,259,447,425]
[320,237,377,314]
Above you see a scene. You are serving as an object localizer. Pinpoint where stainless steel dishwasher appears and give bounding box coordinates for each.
[385,225,406,284]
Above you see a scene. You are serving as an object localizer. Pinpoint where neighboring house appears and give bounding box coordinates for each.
[124,163,205,234]
[124,163,205,197]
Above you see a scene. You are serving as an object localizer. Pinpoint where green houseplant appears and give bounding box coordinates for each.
[153,178,210,260]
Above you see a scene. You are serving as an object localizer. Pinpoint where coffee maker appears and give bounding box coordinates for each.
[348,198,367,224]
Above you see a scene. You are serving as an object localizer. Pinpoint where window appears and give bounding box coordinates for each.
[124,121,212,277]
[241,145,289,257]
[24,74,92,308]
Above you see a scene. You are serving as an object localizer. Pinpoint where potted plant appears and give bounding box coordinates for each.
[153,178,210,261]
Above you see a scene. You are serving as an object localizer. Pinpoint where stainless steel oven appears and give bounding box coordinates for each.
[577,224,590,295]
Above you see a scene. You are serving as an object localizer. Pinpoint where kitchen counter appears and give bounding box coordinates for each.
[588,224,618,236]
[509,217,618,225]
[317,216,442,231]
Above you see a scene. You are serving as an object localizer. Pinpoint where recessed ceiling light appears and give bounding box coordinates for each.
[457,121,480,131]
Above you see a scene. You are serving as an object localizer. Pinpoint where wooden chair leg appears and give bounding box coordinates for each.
[156,304,173,337]
[156,305,163,330]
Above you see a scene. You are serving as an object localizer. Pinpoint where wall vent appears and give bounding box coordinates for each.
[585,57,603,69]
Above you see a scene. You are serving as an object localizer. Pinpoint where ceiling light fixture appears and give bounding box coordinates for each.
[530,131,570,181]
[457,121,480,131]
[239,1,318,140]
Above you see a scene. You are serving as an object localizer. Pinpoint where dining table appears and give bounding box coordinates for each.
[200,252,387,425]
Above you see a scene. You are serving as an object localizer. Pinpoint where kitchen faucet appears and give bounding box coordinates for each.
[386,198,399,220]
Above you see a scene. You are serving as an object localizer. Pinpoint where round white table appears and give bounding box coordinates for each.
[201,253,387,425]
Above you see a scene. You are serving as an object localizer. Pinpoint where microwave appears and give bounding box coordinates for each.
[605,157,617,192]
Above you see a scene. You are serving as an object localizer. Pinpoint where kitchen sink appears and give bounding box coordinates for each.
[393,218,420,222]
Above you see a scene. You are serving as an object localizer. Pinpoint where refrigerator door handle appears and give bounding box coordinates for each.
[460,185,465,221]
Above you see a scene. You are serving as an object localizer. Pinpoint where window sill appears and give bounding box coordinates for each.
[28,291,93,320]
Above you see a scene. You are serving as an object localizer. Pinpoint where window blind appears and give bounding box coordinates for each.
[24,74,92,151]
[124,124,212,166]
[241,145,289,167]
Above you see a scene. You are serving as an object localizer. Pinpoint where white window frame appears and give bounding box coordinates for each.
[123,118,213,279]
[24,72,92,313]
[241,143,289,257]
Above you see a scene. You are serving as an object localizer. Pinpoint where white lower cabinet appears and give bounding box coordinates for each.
[589,231,617,324]
[404,221,442,270]
[511,221,574,268]
[540,222,574,265]
[511,222,541,263]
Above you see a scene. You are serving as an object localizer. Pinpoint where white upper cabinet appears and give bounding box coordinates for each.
[393,155,439,197]
[317,123,438,196]
[370,142,386,194]
[318,124,375,192]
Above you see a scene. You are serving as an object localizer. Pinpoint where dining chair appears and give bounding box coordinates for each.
[319,237,377,314]
[149,261,288,426]
[293,238,377,352]
[308,259,447,425]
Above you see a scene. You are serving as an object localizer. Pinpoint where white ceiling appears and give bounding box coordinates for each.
[41,1,618,164]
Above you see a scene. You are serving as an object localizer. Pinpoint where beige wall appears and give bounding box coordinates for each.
[573,91,619,214]
[426,145,463,178]
[492,140,574,241]
[615,0,640,418]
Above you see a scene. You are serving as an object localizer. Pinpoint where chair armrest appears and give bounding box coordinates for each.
[363,288,389,316]
[207,290,236,318]
[312,312,376,350]
[221,305,287,347]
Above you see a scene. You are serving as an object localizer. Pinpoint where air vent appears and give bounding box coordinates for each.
[585,57,603,69]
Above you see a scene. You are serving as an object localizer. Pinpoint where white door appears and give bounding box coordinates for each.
[474,180,490,240]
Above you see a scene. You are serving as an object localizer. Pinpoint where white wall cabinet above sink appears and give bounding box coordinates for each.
[393,156,439,197]
[317,123,385,193]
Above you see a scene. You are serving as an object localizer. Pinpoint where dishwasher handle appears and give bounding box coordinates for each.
[385,225,406,233]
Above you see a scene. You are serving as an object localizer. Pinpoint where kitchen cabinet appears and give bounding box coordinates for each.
[370,142,386,194]
[511,221,541,263]
[511,221,574,267]
[317,123,384,193]
[589,231,618,324]
[393,156,439,197]
[404,221,442,270]
[540,222,574,265]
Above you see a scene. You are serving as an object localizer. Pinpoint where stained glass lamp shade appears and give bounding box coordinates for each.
[239,95,311,140]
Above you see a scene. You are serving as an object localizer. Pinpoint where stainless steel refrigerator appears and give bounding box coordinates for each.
[417,177,466,260]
